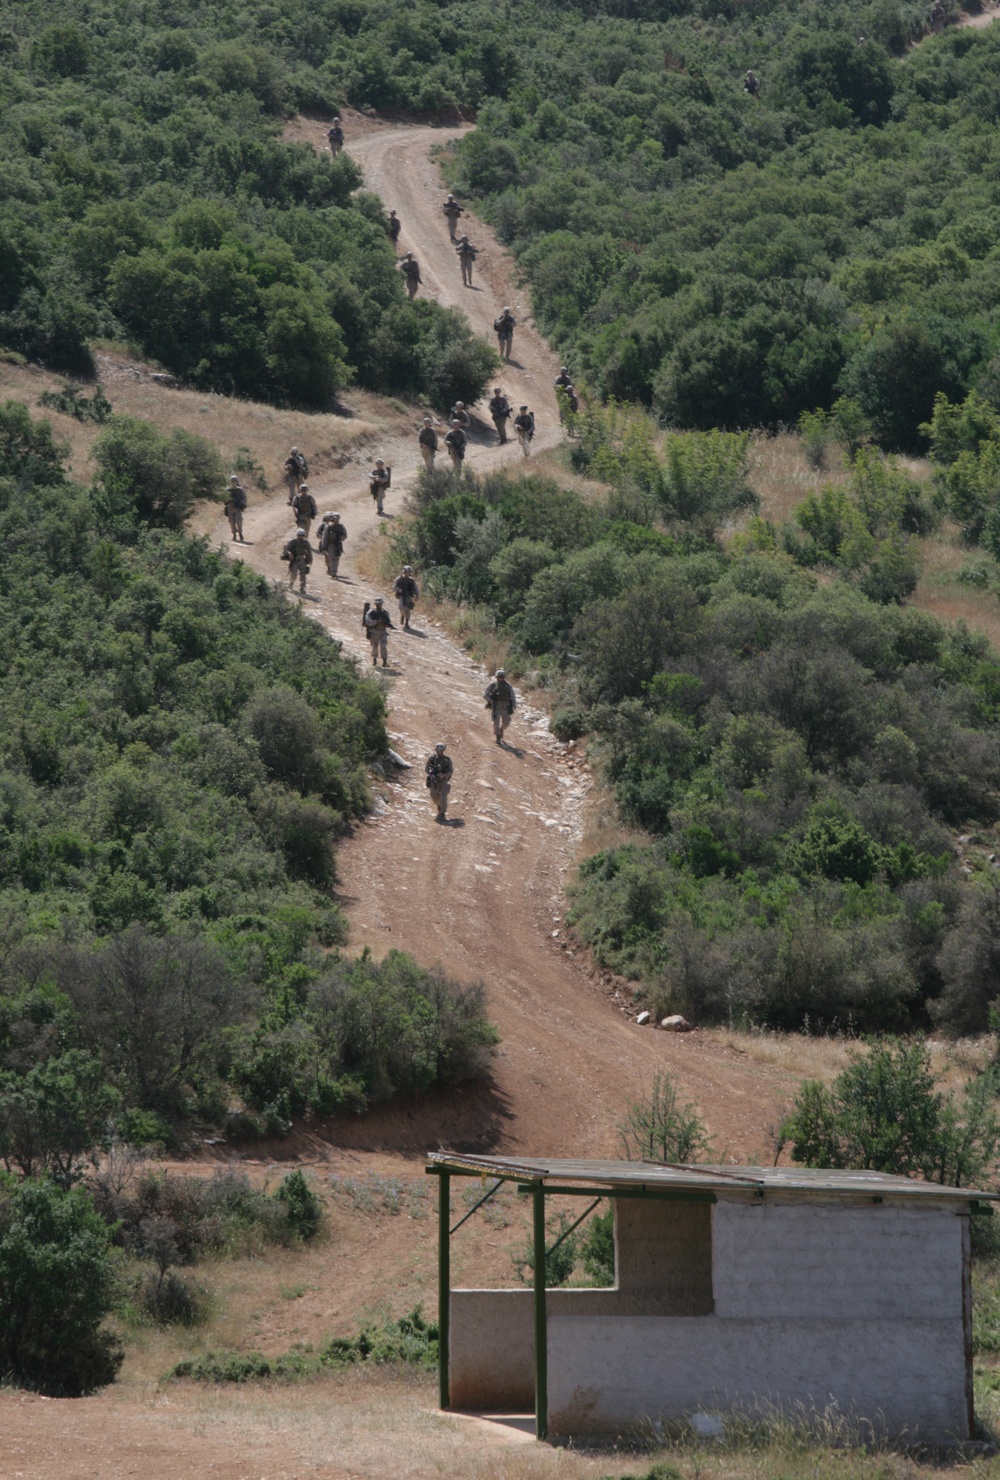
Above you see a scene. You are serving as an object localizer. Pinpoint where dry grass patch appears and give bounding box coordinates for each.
[744,431,849,527]
[909,524,1000,649]
[716,1028,858,1083]
[0,349,414,489]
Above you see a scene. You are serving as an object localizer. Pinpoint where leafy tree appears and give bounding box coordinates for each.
[780,1039,1000,1187]
[0,1052,119,1188]
[0,400,67,489]
[0,1174,122,1395]
[840,317,985,451]
[63,928,238,1118]
[773,32,896,125]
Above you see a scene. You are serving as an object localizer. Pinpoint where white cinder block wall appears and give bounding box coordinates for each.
[547,1198,971,1440]
[711,1200,964,1319]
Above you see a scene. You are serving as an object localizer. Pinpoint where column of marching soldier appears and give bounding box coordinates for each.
[219,129,576,824]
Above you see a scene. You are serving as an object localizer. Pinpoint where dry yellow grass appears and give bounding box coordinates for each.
[0,348,414,489]
[909,523,1000,650]
[744,431,850,527]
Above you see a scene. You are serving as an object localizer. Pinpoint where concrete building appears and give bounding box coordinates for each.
[426,1154,1000,1442]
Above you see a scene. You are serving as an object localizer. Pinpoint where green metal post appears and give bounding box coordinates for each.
[533,1184,548,1440]
[438,1171,450,1410]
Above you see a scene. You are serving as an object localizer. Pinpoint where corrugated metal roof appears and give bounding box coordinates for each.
[425,1153,1000,1203]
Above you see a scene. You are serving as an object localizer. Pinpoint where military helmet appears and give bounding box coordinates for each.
[296,527,305,537]
[332,512,340,520]
[519,404,528,410]
[503,306,511,313]
[229,474,239,482]
[375,458,385,466]
[324,511,333,519]
[496,668,506,677]
[423,414,432,422]
[299,482,309,491]
[291,445,299,453]
[435,742,446,750]
[374,596,384,605]
[403,564,412,572]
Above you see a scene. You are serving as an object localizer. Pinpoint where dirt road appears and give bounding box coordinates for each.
[208,120,793,1161]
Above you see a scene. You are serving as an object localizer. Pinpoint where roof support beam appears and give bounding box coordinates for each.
[438,1169,450,1412]
[533,1183,548,1441]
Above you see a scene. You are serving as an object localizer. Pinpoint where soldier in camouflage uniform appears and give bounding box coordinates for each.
[394,565,419,629]
[484,668,516,744]
[225,474,247,542]
[317,511,347,577]
[282,527,312,594]
[364,596,394,667]
[456,235,479,288]
[425,742,453,822]
[418,416,438,470]
[443,193,464,240]
[292,482,317,538]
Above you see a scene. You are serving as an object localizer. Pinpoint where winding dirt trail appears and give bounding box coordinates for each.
[206,119,794,1161]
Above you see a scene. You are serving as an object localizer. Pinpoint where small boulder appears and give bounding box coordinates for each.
[661,1014,693,1032]
[636,1010,651,1026]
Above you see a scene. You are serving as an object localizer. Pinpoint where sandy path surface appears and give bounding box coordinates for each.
[198,121,794,1163]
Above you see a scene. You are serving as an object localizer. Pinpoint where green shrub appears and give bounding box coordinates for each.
[513,1212,581,1288]
[139,1269,210,1327]
[550,707,589,742]
[780,1040,1000,1187]
[91,416,224,531]
[618,1072,712,1164]
[0,1050,121,1187]
[581,1205,615,1285]
[170,1306,438,1382]
[275,1170,322,1242]
[0,1174,122,1395]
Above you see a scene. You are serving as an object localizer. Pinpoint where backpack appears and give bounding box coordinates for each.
[362,600,370,630]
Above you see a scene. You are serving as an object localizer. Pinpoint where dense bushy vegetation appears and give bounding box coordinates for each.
[0,1,495,407]
[398,436,1000,1034]
[0,1172,122,1395]
[7,0,998,438]
[0,406,496,1148]
[781,1038,1000,1188]
[444,1,1000,447]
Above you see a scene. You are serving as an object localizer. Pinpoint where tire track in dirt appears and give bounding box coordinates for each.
[209,120,795,1159]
